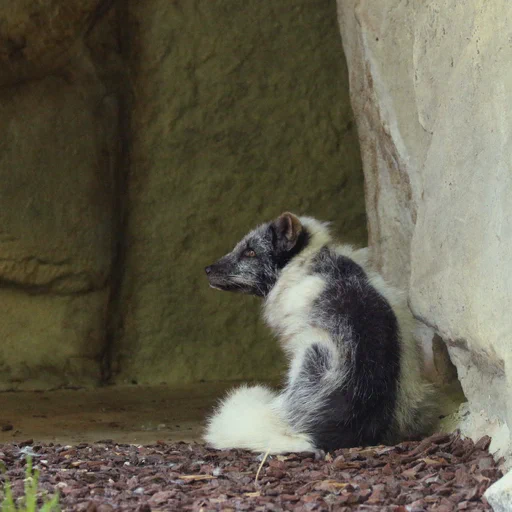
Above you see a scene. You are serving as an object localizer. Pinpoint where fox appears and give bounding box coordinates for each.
[203,212,437,455]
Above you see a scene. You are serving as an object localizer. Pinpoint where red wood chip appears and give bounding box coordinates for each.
[0,432,502,510]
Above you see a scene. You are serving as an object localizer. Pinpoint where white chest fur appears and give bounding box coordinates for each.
[263,259,327,356]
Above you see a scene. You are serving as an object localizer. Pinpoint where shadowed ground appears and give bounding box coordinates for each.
[0,381,465,447]
[0,384,239,446]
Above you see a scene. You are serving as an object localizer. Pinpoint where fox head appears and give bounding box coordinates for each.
[205,212,309,297]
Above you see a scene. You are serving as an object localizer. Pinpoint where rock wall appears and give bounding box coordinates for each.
[0,1,366,389]
[337,0,512,462]
[113,0,366,386]
[0,1,119,389]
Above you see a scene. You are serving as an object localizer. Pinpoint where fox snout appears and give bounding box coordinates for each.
[204,261,221,283]
[204,259,233,291]
[204,260,227,278]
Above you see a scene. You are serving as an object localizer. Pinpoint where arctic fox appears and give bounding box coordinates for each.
[204,212,436,454]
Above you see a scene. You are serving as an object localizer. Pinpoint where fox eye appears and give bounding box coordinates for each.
[243,249,256,258]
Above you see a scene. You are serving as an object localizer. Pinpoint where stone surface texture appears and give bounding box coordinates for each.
[0,1,103,86]
[0,3,120,390]
[485,469,512,512]
[337,0,512,464]
[113,0,366,386]
[0,1,366,389]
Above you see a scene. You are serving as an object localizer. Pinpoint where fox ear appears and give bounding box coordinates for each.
[274,212,302,251]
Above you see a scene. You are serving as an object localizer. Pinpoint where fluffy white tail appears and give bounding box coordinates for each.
[203,385,315,454]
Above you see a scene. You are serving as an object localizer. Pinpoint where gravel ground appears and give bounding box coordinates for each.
[0,432,502,511]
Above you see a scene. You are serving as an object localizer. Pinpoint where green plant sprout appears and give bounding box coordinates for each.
[1,456,59,512]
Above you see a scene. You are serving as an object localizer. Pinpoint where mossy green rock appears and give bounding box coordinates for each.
[0,72,115,389]
[114,0,366,385]
[0,0,102,86]
[0,1,365,389]
[0,4,118,390]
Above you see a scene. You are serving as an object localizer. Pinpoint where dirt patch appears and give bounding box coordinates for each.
[0,384,235,446]
[0,432,501,511]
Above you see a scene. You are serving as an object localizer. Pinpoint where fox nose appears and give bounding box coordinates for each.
[205,266,212,275]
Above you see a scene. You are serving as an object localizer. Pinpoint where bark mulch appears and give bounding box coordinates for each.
[0,432,502,511]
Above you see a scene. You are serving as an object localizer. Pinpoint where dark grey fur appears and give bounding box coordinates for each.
[205,213,436,453]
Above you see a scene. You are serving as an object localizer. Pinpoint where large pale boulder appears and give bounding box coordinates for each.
[114,0,366,385]
[411,1,512,464]
[485,470,512,512]
[338,0,512,463]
